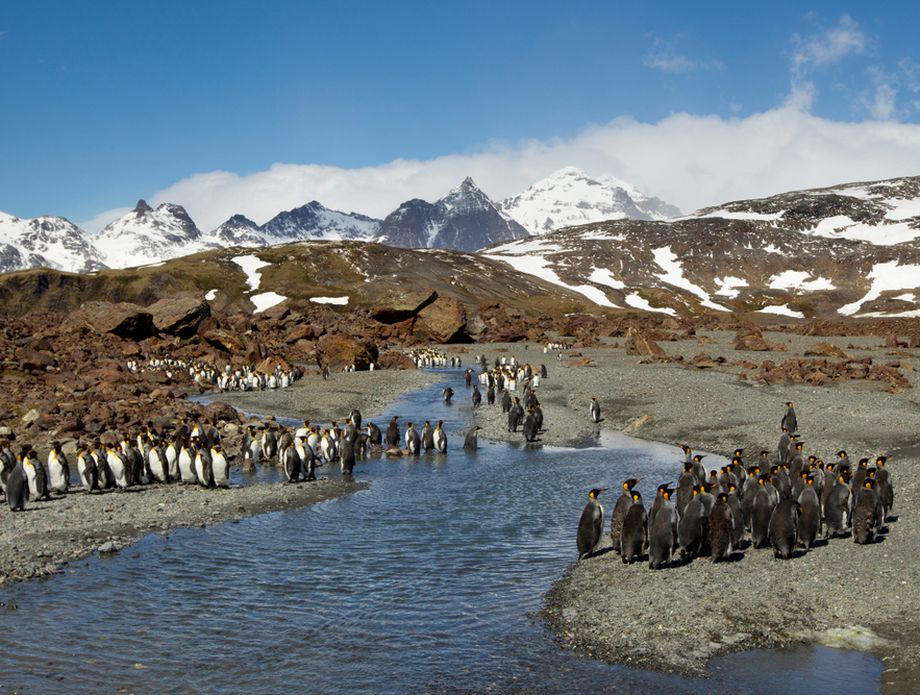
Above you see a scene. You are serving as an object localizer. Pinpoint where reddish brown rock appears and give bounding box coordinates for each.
[624,327,667,359]
[316,333,379,371]
[885,333,900,349]
[377,351,417,370]
[202,328,246,353]
[147,295,211,338]
[78,301,155,341]
[733,327,784,352]
[416,295,468,343]
[804,342,851,359]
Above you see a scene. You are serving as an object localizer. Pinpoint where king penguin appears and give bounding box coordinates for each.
[5,454,28,511]
[590,397,601,424]
[577,487,606,559]
[620,491,647,564]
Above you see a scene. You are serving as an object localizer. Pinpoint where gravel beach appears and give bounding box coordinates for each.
[460,333,920,693]
[0,367,433,588]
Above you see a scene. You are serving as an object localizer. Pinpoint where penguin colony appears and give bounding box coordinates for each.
[577,401,894,566]
[465,353,549,443]
[407,348,462,368]
[126,357,303,392]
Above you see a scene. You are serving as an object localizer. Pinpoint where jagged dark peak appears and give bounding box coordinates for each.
[133,199,153,215]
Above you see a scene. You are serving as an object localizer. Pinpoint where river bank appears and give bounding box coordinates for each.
[459,333,919,693]
[0,367,435,588]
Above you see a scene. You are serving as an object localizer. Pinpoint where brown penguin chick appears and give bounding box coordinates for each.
[853,479,883,545]
[708,492,735,562]
[610,478,640,554]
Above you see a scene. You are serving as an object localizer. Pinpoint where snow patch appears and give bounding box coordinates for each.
[310,296,350,305]
[838,261,920,316]
[768,270,835,291]
[251,292,287,313]
[204,289,218,300]
[652,246,731,311]
[713,276,748,298]
[694,209,786,222]
[232,254,270,291]
[624,292,677,315]
[485,252,619,308]
[588,267,626,290]
[759,304,805,318]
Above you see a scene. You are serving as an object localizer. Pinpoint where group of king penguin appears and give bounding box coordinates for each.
[577,401,895,567]
[467,354,549,444]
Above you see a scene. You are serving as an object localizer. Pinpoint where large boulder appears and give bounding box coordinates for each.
[733,327,785,352]
[416,295,468,343]
[147,295,211,338]
[317,333,378,371]
[202,328,246,353]
[370,291,437,324]
[624,327,667,359]
[79,301,155,341]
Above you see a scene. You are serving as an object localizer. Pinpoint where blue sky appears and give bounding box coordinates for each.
[2,1,920,228]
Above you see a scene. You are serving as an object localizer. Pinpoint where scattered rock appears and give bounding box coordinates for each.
[97,541,118,554]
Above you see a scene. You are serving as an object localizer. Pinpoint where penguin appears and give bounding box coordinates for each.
[772,464,792,500]
[680,444,693,463]
[261,427,278,463]
[281,443,301,483]
[797,475,821,549]
[421,421,434,452]
[590,397,601,424]
[508,398,524,432]
[768,498,800,559]
[23,447,49,500]
[781,401,797,434]
[6,454,28,511]
[853,478,882,545]
[824,471,854,538]
[777,428,791,464]
[442,387,454,404]
[500,389,512,414]
[620,491,647,564]
[788,441,806,479]
[708,492,734,562]
[648,483,672,527]
[405,422,420,455]
[106,446,129,490]
[386,417,400,448]
[340,438,356,476]
[487,385,495,405]
[368,422,382,448]
[464,368,473,387]
[463,426,480,451]
[610,478,640,554]
[195,446,214,488]
[678,486,705,560]
[433,420,447,453]
[751,476,775,549]
[726,483,745,548]
[349,408,362,429]
[471,386,482,409]
[178,442,197,484]
[676,462,696,518]
[648,486,678,569]
[577,488,606,559]
[533,404,544,433]
[77,448,98,493]
[522,410,538,443]
[147,443,169,483]
[94,443,113,490]
[874,456,893,522]
[211,445,230,488]
[47,441,70,494]
[691,454,706,488]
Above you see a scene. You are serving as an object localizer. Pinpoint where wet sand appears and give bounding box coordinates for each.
[456,333,919,693]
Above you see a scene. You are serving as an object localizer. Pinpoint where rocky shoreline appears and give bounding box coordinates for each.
[460,334,919,693]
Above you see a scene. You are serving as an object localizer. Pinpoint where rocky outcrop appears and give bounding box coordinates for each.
[147,295,211,338]
[77,301,156,341]
[316,333,379,371]
[415,295,469,343]
[624,327,667,360]
[733,327,786,352]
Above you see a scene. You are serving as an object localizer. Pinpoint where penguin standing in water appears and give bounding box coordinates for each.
[430,420,446,453]
[781,401,797,434]
[442,387,454,404]
[471,386,482,409]
[768,498,800,559]
[610,478,640,554]
[261,427,278,464]
[47,441,70,494]
[577,488,606,559]
[386,417,400,448]
[648,486,677,569]
[708,492,735,562]
[853,479,883,544]
[421,421,434,452]
[463,426,480,451]
[590,397,601,424]
[824,471,854,538]
[339,437,356,476]
[620,491,647,563]
[6,454,28,511]
[349,408,362,429]
[368,422,382,448]
[797,475,821,549]
[500,390,512,413]
[405,422,420,455]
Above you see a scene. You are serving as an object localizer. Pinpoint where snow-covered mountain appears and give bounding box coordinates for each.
[0,212,107,273]
[96,200,217,268]
[211,214,266,247]
[498,167,681,234]
[259,201,380,241]
[486,174,920,319]
[377,177,529,252]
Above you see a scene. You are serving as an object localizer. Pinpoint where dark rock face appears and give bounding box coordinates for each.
[378,178,530,252]
[212,214,265,246]
[147,295,211,338]
[78,301,155,341]
[260,201,380,241]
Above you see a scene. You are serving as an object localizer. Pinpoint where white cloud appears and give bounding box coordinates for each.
[644,38,724,74]
[78,103,920,234]
[863,67,898,120]
[790,14,868,108]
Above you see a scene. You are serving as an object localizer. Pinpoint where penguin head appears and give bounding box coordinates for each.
[717,492,728,503]
[588,487,606,499]
[630,491,642,503]
[866,467,877,479]
[863,478,875,489]
[692,454,705,463]
[680,444,691,455]
[876,456,888,467]
[781,426,788,433]
[728,483,737,493]
[786,401,794,408]
[691,485,700,497]
[622,478,640,491]
[733,448,745,457]
[858,457,870,469]
[795,441,804,450]
[805,475,814,486]
[683,462,694,472]
[759,450,770,459]
[837,450,847,459]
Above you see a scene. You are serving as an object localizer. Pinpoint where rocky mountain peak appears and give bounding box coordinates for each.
[133,199,153,215]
